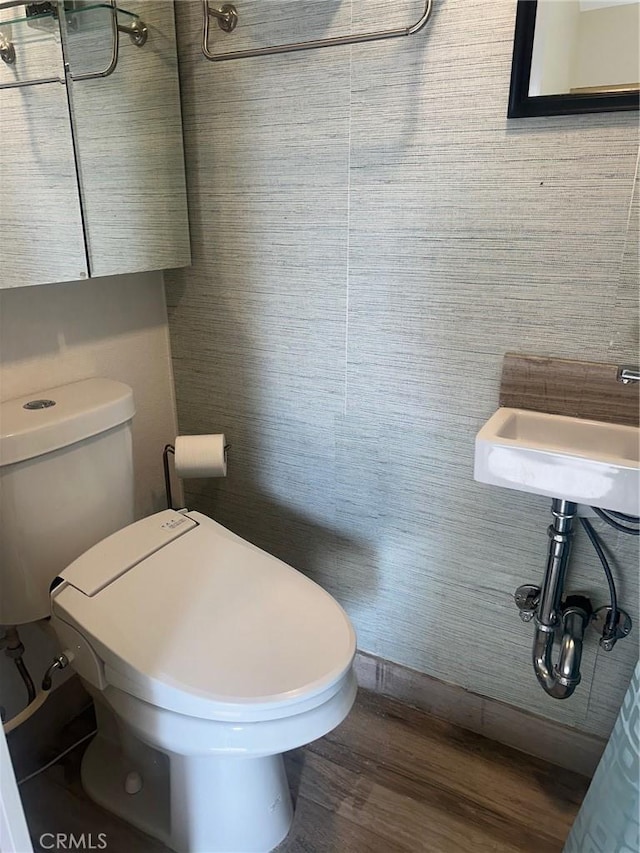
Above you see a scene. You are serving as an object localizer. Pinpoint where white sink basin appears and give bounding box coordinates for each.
[474,408,640,515]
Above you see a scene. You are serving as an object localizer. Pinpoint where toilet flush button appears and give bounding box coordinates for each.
[124,771,143,795]
[23,399,56,410]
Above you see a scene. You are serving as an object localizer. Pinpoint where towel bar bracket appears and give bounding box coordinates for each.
[207,2,237,33]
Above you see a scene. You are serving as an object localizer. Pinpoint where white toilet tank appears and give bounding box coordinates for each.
[0,379,136,625]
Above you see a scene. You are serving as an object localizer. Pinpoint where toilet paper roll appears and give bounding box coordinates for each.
[174,434,227,479]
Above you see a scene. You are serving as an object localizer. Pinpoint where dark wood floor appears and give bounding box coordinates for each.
[19,690,589,853]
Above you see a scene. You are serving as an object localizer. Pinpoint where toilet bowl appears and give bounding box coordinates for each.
[0,379,356,852]
[50,509,357,853]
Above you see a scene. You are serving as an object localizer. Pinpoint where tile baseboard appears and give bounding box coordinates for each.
[354,650,605,778]
[6,660,605,782]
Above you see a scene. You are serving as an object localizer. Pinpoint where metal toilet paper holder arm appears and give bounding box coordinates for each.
[163,444,177,510]
[162,441,230,509]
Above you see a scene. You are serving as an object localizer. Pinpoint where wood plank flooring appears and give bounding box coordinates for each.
[18,690,589,853]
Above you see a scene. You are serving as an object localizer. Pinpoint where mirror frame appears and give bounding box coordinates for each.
[508,0,640,118]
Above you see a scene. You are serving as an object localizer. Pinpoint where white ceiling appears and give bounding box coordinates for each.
[579,0,638,11]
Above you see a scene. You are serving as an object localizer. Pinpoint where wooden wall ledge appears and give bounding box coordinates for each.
[499,354,639,428]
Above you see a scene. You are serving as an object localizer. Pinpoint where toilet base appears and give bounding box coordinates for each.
[81,726,293,853]
[81,733,172,845]
[168,751,293,853]
[78,673,356,852]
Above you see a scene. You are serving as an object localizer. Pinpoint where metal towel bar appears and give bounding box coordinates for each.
[202,0,433,63]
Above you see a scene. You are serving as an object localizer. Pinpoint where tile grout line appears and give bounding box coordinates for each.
[607,146,639,358]
[623,147,640,238]
[343,7,353,417]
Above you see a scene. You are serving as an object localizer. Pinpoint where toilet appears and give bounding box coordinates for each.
[0,379,357,853]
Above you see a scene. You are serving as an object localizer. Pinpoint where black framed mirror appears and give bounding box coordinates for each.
[508,0,640,118]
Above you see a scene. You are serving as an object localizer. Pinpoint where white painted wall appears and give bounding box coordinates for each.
[530,0,580,96]
[572,3,640,89]
[0,271,179,719]
[531,0,639,96]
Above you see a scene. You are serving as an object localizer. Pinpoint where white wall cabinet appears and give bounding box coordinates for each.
[0,1,190,289]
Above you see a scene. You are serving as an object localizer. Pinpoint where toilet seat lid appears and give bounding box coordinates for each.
[52,511,356,722]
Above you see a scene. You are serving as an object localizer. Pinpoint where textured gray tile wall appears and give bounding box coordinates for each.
[165,0,639,738]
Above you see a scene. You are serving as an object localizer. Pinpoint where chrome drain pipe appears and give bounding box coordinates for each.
[532,602,591,699]
[516,499,592,700]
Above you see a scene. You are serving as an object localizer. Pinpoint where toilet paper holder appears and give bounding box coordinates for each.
[162,441,230,510]
[163,444,177,510]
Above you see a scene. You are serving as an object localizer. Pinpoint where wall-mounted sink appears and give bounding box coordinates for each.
[474,408,640,515]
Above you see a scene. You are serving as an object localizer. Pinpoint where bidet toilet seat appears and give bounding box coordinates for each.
[51,510,356,724]
[0,374,356,853]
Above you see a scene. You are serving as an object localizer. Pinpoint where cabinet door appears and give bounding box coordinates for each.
[0,7,88,288]
[61,0,190,278]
